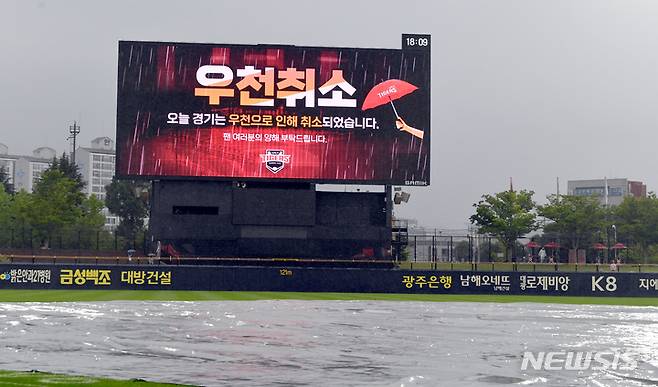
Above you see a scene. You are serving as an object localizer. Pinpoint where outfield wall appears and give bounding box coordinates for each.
[0,264,657,297]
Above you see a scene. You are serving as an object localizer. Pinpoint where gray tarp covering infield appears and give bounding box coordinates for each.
[0,301,656,386]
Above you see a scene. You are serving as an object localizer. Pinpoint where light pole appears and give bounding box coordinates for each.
[69,121,80,164]
[612,224,617,260]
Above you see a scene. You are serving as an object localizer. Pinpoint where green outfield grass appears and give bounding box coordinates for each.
[0,370,191,386]
[0,289,657,306]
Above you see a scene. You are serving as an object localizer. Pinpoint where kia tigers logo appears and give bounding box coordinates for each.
[260,149,291,174]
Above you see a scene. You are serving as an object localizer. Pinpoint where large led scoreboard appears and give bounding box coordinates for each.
[116,35,430,186]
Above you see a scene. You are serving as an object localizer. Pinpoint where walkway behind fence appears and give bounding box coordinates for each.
[400,234,632,265]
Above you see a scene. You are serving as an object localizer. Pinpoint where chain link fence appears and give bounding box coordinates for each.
[400,234,500,263]
[0,227,146,255]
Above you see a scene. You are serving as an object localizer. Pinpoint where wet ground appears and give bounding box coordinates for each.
[0,300,656,386]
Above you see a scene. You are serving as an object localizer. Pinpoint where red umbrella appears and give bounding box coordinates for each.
[611,243,627,250]
[543,242,560,249]
[361,79,419,118]
[592,242,607,250]
[526,241,540,248]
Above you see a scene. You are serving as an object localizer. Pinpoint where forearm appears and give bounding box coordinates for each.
[401,125,424,140]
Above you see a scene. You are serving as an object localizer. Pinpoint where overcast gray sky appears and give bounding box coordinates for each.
[2,0,657,229]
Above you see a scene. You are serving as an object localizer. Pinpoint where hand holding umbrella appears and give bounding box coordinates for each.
[395,117,424,140]
[362,79,424,140]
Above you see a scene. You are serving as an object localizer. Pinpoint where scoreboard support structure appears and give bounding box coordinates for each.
[148,180,392,259]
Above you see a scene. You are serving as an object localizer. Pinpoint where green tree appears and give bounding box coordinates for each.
[47,153,86,193]
[0,185,11,230]
[30,170,84,246]
[613,194,658,262]
[105,178,148,243]
[9,190,33,229]
[78,195,107,229]
[0,166,12,194]
[4,190,35,247]
[538,195,606,250]
[470,189,538,261]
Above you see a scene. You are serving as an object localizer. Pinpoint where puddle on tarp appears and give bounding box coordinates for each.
[0,300,656,386]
